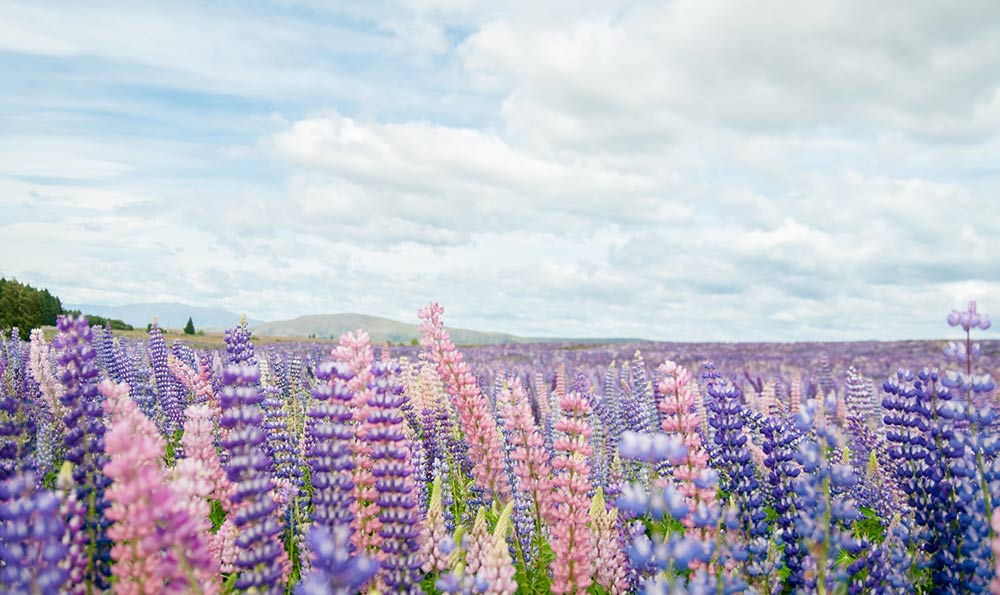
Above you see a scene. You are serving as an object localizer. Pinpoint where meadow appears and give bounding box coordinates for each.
[0,301,997,594]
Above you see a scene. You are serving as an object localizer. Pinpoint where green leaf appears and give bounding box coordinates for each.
[209,499,227,534]
[834,548,856,570]
[854,506,886,543]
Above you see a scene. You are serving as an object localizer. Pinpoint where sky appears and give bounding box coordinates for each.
[1,0,999,341]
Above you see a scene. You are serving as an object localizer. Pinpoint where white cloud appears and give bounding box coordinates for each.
[1,0,999,340]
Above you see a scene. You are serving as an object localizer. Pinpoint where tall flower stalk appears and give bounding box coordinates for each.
[550,391,594,595]
[366,361,424,592]
[54,314,112,593]
[418,303,511,502]
[219,363,285,593]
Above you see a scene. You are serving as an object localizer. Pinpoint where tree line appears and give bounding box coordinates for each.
[0,277,133,339]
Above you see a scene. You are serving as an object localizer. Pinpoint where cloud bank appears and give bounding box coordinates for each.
[2,0,998,340]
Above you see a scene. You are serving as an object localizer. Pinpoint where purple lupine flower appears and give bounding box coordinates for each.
[307,361,357,531]
[948,301,991,332]
[53,314,112,592]
[225,317,257,367]
[1,330,35,481]
[262,382,299,483]
[148,323,184,434]
[704,371,764,532]
[295,525,378,595]
[101,323,126,386]
[219,363,285,593]
[366,361,424,593]
[760,412,806,589]
[0,472,70,593]
[791,402,861,592]
[171,341,197,370]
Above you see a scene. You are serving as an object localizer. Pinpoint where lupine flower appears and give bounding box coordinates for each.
[478,501,517,595]
[0,472,70,593]
[366,361,424,592]
[219,364,285,593]
[618,431,687,465]
[148,323,184,434]
[466,507,491,577]
[657,360,715,527]
[307,359,357,533]
[420,474,451,573]
[102,379,219,594]
[295,524,378,595]
[534,372,551,426]
[704,371,765,544]
[54,314,112,593]
[948,301,992,332]
[168,353,216,410]
[225,316,257,367]
[502,377,555,528]
[590,488,628,595]
[332,330,384,557]
[181,403,233,509]
[419,303,511,501]
[29,329,65,420]
[760,412,806,588]
[786,371,802,415]
[789,400,862,593]
[1,331,35,482]
[550,391,594,595]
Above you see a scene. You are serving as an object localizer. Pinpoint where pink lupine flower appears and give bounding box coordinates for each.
[790,372,803,415]
[589,488,628,595]
[479,501,518,595]
[333,330,383,556]
[101,380,218,595]
[657,361,715,526]
[533,372,550,422]
[211,519,240,574]
[418,303,511,501]
[550,391,594,595]
[760,380,778,415]
[168,354,216,411]
[179,404,232,509]
[465,507,490,577]
[503,377,555,526]
[420,475,451,573]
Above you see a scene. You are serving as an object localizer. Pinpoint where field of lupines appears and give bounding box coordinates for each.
[0,301,998,594]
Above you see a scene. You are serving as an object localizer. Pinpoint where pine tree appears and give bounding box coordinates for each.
[184,317,196,335]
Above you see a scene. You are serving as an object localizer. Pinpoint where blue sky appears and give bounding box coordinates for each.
[2,0,999,341]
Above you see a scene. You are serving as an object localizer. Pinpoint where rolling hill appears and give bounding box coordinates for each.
[65,302,263,331]
[251,313,526,344]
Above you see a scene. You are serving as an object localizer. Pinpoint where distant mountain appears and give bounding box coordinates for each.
[252,313,525,344]
[66,302,262,331]
[252,313,645,345]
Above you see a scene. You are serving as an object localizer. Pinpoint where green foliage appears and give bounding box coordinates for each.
[0,277,63,338]
[420,572,442,594]
[184,317,196,335]
[834,547,855,570]
[209,499,227,534]
[854,507,886,544]
[283,520,302,592]
[164,428,184,466]
[42,467,59,490]
[516,539,555,595]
